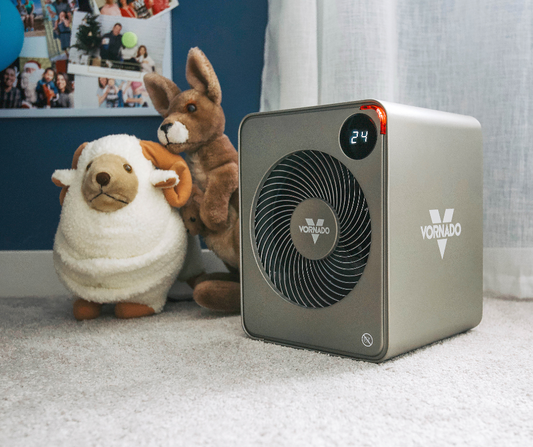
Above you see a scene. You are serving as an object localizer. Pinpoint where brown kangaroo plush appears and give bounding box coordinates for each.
[144,47,240,313]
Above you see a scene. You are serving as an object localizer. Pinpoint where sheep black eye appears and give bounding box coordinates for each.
[187,103,197,113]
[86,162,92,171]
[123,164,133,173]
[190,217,196,222]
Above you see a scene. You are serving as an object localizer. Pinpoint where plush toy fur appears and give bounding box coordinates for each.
[52,134,204,320]
[144,47,240,313]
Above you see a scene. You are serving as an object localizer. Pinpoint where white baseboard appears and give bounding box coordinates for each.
[0,250,228,299]
[483,247,533,299]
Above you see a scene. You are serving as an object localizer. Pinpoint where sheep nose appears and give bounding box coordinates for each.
[160,123,173,134]
[96,172,111,186]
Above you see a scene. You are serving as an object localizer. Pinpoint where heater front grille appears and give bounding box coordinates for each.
[254,150,372,308]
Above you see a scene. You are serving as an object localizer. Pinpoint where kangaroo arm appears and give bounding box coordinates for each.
[200,162,239,231]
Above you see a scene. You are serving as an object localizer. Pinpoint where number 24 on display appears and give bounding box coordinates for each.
[351,130,368,144]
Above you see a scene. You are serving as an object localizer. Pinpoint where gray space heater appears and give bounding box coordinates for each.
[239,100,483,362]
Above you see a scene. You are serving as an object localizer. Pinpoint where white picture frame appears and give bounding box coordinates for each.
[0,8,172,118]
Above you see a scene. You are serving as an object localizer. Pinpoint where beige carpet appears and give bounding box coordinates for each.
[1,296,532,446]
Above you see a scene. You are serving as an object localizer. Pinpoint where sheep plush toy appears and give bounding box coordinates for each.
[52,134,204,320]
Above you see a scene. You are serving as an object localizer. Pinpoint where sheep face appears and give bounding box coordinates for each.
[82,153,139,212]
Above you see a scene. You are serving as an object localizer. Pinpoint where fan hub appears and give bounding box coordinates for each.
[290,198,339,260]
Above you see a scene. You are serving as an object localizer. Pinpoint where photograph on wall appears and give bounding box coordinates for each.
[0,61,24,109]
[40,0,91,61]
[68,12,167,81]
[74,75,153,109]
[90,0,178,19]
[0,4,172,117]
[0,58,75,110]
[11,0,46,38]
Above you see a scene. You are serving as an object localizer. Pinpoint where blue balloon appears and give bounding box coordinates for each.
[0,0,25,72]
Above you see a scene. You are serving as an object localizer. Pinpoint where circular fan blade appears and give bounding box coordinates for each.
[254,151,372,308]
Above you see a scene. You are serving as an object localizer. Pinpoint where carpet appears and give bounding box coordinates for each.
[1,296,532,446]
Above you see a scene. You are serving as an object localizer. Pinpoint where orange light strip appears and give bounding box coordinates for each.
[360,105,387,134]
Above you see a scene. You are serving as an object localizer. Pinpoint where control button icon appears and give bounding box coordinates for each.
[361,333,373,348]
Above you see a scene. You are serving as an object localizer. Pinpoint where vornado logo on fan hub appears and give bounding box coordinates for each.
[299,218,331,244]
[421,209,461,259]
[290,198,339,260]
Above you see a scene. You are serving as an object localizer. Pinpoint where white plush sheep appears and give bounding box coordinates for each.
[52,134,204,320]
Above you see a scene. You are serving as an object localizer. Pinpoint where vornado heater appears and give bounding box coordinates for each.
[239,100,483,362]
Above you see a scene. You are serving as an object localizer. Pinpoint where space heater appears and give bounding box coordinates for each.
[239,100,482,362]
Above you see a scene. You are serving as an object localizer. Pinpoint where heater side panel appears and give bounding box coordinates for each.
[383,102,483,359]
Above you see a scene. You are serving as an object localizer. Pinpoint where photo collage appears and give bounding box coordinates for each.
[1,0,175,114]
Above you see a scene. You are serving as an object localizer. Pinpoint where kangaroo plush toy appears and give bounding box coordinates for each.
[144,47,240,313]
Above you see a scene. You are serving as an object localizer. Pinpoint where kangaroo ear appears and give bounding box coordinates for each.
[140,140,192,208]
[185,47,222,105]
[144,73,181,117]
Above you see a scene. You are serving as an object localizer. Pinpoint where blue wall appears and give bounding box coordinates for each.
[0,1,268,251]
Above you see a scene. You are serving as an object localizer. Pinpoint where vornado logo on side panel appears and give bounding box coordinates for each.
[421,209,461,259]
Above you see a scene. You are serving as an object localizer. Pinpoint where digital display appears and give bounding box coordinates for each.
[340,113,378,160]
[350,130,369,144]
